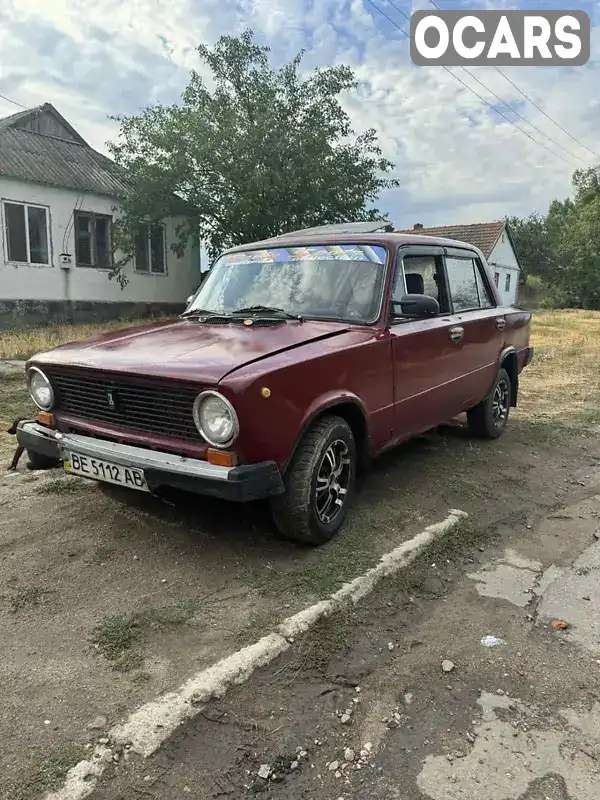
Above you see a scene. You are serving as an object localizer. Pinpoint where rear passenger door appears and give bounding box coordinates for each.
[443,247,504,408]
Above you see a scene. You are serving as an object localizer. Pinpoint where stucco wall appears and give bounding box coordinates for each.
[0,177,201,323]
[488,231,520,307]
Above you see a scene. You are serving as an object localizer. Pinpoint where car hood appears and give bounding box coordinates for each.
[30,318,354,384]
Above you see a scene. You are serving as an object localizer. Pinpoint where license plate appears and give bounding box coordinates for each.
[64,451,149,492]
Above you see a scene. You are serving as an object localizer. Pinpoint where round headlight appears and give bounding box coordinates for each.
[193,391,239,447]
[27,366,54,410]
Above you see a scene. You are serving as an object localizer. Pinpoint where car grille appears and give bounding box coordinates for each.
[48,369,202,441]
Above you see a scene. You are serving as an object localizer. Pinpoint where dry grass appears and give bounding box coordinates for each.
[0,319,166,361]
[515,310,600,428]
[0,369,34,458]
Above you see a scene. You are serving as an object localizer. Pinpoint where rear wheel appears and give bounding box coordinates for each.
[270,415,356,545]
[467,367,511,439]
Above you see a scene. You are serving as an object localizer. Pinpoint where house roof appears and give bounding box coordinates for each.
[0,103,130,197]
[395,221,506,260]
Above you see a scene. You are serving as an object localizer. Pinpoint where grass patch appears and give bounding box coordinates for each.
[39,477,90,496]
[91,613,143,673]
[91,600,199,673]
[515,310,600,430]
[0,370,34,460]
[8,583,52,613]
[5,743,84,800]
[235,609,277,648]
[241,508,422,600]
[0,318,175,361]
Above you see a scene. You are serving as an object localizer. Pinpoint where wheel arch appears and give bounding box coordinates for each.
[283,394,371,476]
[499,346,518,407]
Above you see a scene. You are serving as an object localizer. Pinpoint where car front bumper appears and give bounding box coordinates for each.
[16,421,285,502]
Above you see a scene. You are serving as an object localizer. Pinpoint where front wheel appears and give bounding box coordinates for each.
[467,367,511,439]
[270,415,356,545]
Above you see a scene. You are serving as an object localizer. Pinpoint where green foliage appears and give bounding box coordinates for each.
[108,29,399,285]
[509,163,600,309]
[506,212,556,280]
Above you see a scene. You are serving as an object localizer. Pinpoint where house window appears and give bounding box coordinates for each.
[135,224,166,274]
[505,273,511,292]
[3,201,50,264]
[494,272,500,287]
[75,211,112,268]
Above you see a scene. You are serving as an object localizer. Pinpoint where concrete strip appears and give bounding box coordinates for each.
[111,633,290,755]
[44,508,467,800]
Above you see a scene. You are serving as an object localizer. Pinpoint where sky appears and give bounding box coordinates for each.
[0,0,599,230]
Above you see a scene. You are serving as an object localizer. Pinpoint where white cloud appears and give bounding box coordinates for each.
[0,0,598,228]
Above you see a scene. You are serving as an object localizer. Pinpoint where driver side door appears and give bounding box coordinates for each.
[389,245,473,440]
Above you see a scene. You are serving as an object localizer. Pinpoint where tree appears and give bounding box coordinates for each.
[551,196,600,308]
[108,29,399,286]
[572,165,600,204]
[506,213,556,281]
[508,165,600,308]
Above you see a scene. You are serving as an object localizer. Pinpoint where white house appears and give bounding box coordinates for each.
[0,103,201,328]
[399,221,522,307]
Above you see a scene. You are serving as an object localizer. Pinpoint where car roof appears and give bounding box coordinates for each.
[222,231,486,261]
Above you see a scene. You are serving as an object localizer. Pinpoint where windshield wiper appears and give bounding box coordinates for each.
[231,305,304,321]
[180,308,226,318]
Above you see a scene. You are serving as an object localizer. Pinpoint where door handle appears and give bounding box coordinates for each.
[495,317,506,330]
[449,326,464,342]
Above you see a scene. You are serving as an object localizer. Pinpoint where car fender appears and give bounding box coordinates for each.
[496,346,519,406]
[283,390,371,473]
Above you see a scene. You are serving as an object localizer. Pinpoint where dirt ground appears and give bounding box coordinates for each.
[90,471,600,800]
[1,310,600,799]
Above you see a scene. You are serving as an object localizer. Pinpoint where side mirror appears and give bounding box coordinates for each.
[392,294,439,319]
[186,295,194,306]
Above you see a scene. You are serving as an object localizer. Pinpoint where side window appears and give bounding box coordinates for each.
[446,256,484,312]
[393,253,449,313]
[474,260,494,308]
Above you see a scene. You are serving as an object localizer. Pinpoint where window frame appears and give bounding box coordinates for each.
[505,272,511,292]
[134,222,168,276]
[2,198,52,266]
[443,247,497,314]
[196,241,392,326]
[390,244,451,322]
[74,210,113,269]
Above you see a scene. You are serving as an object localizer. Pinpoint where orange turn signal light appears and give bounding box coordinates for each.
[36,411,54,426]
[206,449,238,467]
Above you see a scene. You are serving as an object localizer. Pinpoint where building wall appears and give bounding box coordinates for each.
[487,230,520,307]
[0,177,202,326]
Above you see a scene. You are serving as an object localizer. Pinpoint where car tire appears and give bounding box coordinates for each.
[467,367,512,439]
[26,449,61,470]
[270,415,357,545]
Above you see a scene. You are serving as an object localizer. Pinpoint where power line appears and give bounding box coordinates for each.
[363,0,582,169]
[448,65,588,165]
[387,0,587,166]
[427,0,599,160]
[0,92,26,109]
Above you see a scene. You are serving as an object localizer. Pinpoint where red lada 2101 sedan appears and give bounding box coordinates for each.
[17,222,533,544]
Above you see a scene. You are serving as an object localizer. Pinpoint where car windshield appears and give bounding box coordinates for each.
[188,243,388,323]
